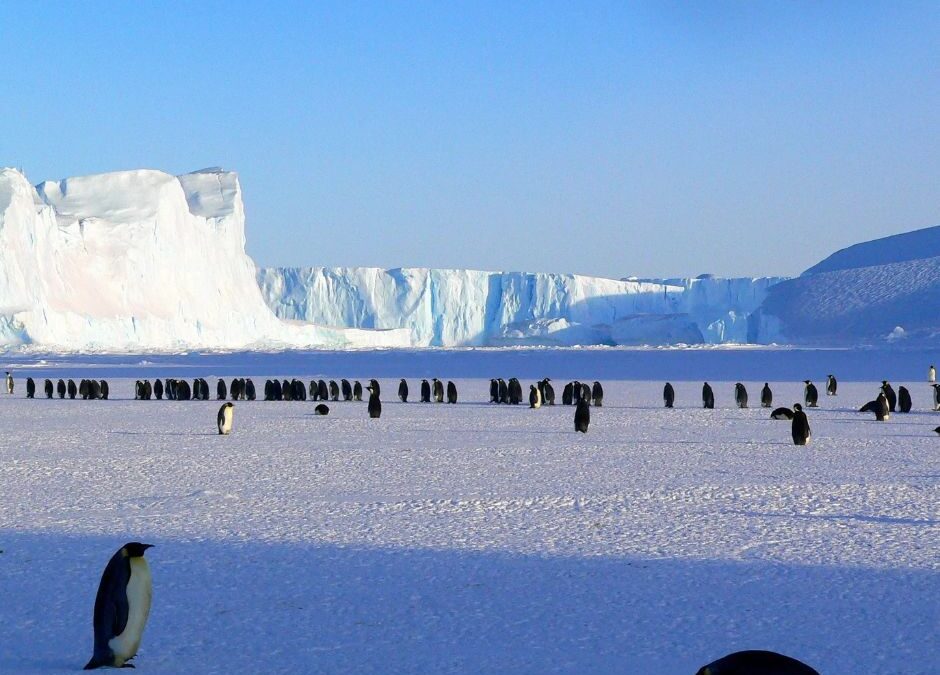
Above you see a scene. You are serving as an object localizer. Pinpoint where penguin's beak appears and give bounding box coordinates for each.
[142,544,154,550]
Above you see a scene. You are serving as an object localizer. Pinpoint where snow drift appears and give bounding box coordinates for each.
[257,267,784,347]
[0,167,409,351]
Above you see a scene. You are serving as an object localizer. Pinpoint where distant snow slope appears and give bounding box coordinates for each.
[759,225,940,345]
[258,268,784,347]
[804,225,940,275]
[0,167,409,351]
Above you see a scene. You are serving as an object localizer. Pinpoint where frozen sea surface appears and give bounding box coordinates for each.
[0,349,937,673]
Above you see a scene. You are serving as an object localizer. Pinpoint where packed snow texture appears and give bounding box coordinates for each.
[258,268,784,347]
[759,225,940,345]
[0,168,409,351]
[0,350,936,673]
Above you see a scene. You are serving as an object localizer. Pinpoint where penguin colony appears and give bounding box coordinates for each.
[8,370,934,671]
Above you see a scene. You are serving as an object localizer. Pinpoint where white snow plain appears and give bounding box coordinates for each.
[0,350,937,674]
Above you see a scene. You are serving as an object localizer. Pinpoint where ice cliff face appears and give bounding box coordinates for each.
[258,267,784,347]
[0,167,409,351]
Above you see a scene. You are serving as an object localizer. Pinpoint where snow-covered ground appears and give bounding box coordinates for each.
[0,350,937,673]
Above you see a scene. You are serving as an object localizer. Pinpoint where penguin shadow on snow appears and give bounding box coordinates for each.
[0,530,934,673]
[722,509,940,527]
[109,431,219,438]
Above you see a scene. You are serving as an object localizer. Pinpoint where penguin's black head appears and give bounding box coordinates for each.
[793,403,803,411]
[123,542,154,558]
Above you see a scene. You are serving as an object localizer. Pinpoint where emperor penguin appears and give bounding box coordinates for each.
[217,402,234,435]
[57,379,66,398]
[771,406,794,420]
[420,379,431,403]
[562,382,574,406]
[542,379,555,405]
[353,381,363,401]
[898,385,912,413]
[245,379,256,401]
[760,383,773,408]
[153,379,163,400]
[663,382,675,408]
[803,380,818,407]
[702,382,715,409]
[44,379,54,399]
[329,380,340,401]
[574,398,590,433]
[826,374,837,396]
[498,378,509,404]
[859,394,889,421]
[308,380,318,401]
[367,385,382,419]
[580,382,592,404]
[881,381,897,412]
[696,649,819,675]
[529,384,542,409]
[398,379,409,403]
[510,378,524,405]
[217,379,227,400]
[489,379,499,403]
[930,365,936,383]
[433,378,444,403]
[591,381,604,407]
[933,383,940,411]
[100,381,109,400]
[791,403,811,445]
[317,380,329,401]
[341,379,352,401]
[68,379,77,399]
[84,542,154,670]
[446,381,458,404]
[26,377,35,398]
[369,379,381,398]
[734,382,748,408]
[314,404,330,415]
[5,371,12,394]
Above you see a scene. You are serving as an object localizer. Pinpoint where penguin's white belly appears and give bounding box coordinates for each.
[109,557,152,665]
[219,407,233,434]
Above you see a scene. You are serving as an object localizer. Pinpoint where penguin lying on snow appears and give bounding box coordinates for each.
[84,542,154,670]
[696,649,819,675]
[770,407,794,420]
[315,404,330,415]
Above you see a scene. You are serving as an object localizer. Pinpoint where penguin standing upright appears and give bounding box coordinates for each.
[804,380,818,407]
[433,378,444,403]
[329,381,340,401]
[580,382,592,404]
[367,385,382,419]
[353,381,363,401]
[826,374,838,396]
[420,379,431,403]
[398,379,409,403]
[68,379,77,399]
[318,380,329,401]
[245,379,256,400]
[498,378,509,404]
[529,384,542,409]
[930,365,936,383]
[489,379,499,403]
[446,381,457,404]
[100,381,109,400]
[217,402,234,435]
[933,384,940,411]
[881,381,897,413]
[44,379,54,399]
[702,382,715,409]
[791,403,811,445]
[591,381,604,407]
[57,379,66,398]
[760,383,773,408]
[217,379,227,400]
[542,380,555,405]
[153,379,163,400]
[5,371,13,394]
[510,378,524,405]
[574,398,590,433]
[26,377,35,398]
[562,382,573,406]
[84,542,154,670]
[663,382,675,408]
[369,379,381,398]
[695,649,820,675]
[734,382,748,408]
[341,379,352,401]
[898,385,912,413]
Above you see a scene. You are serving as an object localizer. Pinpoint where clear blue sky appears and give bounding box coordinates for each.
[1,2,937,278]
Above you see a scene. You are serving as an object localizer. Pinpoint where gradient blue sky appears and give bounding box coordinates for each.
[1,2,938,278]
